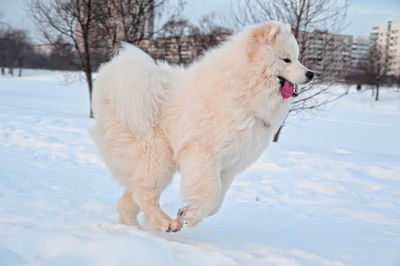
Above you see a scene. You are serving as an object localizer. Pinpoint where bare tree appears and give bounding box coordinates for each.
[0,32,6,76]
[194,13,233,36]
[30,0,106,117]
[231,0,350,142]
[363,44,386,101]
[190,13,232,58]
[95,0,185,60]
[30,0,184,117]
[0,29,31,76]
[117,0,157,42]
[0,13,9,75]
[156,13,232,64]
[0,14,32,77]
[50,36,76,69]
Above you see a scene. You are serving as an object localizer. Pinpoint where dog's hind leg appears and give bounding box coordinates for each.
[178,144,222,227]
[127,136,182,232]
[117,191,140,226]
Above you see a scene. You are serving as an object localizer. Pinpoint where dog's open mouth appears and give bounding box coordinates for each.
[278,76,298,98]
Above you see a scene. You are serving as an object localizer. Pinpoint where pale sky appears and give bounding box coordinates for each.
[1,0,400,43]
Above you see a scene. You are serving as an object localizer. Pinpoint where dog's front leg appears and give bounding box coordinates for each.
[178,144,221,227]
[206,171,235,217]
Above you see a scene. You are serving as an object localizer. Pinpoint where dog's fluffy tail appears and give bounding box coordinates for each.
[93,43,174,136]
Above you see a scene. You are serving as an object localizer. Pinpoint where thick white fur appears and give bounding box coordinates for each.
[91,21,312,232]
[93,44,178,136]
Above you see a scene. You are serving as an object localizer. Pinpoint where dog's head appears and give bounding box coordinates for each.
[246,21,314,97]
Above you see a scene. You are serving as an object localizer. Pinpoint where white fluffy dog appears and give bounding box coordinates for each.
[91,21,314,232]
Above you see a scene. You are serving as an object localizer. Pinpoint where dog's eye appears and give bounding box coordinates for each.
[283,58,291,63]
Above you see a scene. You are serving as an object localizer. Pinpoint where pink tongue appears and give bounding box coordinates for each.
[281,80,294,99]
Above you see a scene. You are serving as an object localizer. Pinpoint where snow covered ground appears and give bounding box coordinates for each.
[0,69,399,266]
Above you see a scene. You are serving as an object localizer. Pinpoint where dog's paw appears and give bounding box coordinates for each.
[177,206,189,220]
[166,219,183,232]
[176,206,203,228]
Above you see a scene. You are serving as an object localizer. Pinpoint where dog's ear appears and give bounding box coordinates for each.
[247,22,281,61]
[251,22,281,43]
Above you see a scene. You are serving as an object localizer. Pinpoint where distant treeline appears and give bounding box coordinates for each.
[0,27,77,76]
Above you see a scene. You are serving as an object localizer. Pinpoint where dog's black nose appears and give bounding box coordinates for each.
[306,71,314,81]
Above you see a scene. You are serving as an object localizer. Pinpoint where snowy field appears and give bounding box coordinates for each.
[0,69,400,266]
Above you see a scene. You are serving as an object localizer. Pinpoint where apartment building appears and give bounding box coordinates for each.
[351,36,370,70]
[299,31,353,80]
[370,21,400,76]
